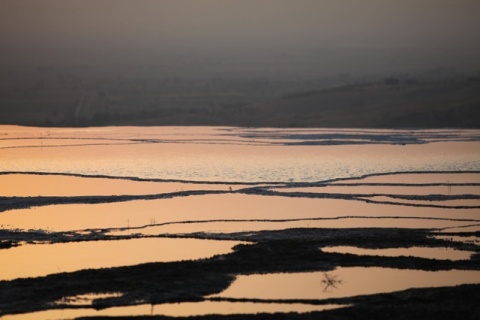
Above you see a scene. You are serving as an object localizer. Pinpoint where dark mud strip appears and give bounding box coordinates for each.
[0,136,273,148]
[0,142,141,150]
[325,182,480,187]
[0,136,148,150]
[239,188,480,209]
[0,171,275,186]
[237,130,480,146]
[2,217,480,249]
[1,228,478,317]
[1,170,478,212]
[75,284,480,320]
[198,285,480,320]
[105,215,480,235]
[1,169,478,187]
[358,197,480,209]
[0,190,230,212]
[139,138,275,146]
[313,170,480,185]
[0,229,143,249]
[244,190,480,202]
[0,137,134,143]
[1,187,478,214]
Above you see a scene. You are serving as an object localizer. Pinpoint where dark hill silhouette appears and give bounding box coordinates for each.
[253,80,480,128]
[1,78,479,128]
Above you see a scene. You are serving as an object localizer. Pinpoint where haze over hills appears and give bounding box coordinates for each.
[1,71,479,128]
[1,0,479,128]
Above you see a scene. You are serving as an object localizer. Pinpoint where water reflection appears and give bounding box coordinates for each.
[321,272,344,292]
[2,195,478,232]
[108,218,477,237]
[1,126,479,318]
[0,238,245,280]
[1,126,479,182]
[321,246,474,261]
[1,302,347,320]
[210,267,480,300]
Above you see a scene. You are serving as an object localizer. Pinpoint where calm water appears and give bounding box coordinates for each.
[1,126,479,318]
[1,126,479,182]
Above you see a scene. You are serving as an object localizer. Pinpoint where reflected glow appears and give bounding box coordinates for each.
[2,195,479,232]
[0,238,245,281]
[1,302,346,320]
[210,267,480,300]
[2,194,479,232]
[321,246,473,261]
[108,219,477,236]
[1,126,479,182]
[1,126,480,318]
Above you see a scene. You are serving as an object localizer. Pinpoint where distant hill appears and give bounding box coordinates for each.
[248,79,480,128]
[1,78,479,128]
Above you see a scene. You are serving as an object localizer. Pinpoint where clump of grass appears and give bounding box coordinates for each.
[321,272,343,292]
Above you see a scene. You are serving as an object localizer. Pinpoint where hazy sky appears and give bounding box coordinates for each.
[1,0,480,77]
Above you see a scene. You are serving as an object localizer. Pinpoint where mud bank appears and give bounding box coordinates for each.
[1,227,479,319]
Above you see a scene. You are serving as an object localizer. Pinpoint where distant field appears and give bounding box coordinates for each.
[1,76,479,128]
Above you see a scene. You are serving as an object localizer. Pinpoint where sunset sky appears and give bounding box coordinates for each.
[1,0,480,76]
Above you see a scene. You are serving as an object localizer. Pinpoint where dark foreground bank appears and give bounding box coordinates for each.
[1,227,479,319]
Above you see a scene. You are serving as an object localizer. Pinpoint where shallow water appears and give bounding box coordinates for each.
[210,267,480,300]
[0,238,244,280]
[0,173,230,197]
[1,126,480,318]
[321,246,474,261]
[1,302,346,320]
[1,126,479,182]
[108,219,479,236]
[2,194,478,232]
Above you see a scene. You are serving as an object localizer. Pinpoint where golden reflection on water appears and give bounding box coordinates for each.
[2,194,478,232]
[2,192,479,232]
[1,126,479,182]
[1,126,480,318]
[1,302,346,320]
[0,238,244,281]
[210,267,480,300]
[108,219,476,236]
[321,246,473,261]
